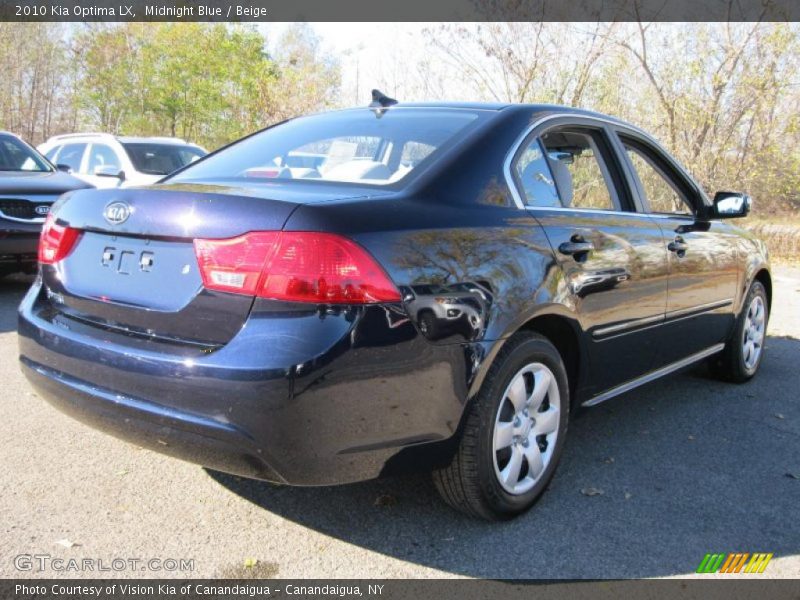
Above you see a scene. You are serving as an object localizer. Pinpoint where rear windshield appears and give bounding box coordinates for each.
[122,143,206,176]
[169,108,484,186]
[0,135,51,172]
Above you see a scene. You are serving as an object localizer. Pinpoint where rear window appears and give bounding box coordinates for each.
[123,143,206,176]
[169,108,484,186]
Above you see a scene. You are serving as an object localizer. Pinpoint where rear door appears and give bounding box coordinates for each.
[510,117,669,397]
[614,132,739,365]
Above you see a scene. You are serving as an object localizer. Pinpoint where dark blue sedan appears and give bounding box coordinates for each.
[18,96,770,519]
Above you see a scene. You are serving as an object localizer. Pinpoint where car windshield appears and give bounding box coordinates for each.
[122,143,206,176]
[169,108,484,186]
[0,135,51,172]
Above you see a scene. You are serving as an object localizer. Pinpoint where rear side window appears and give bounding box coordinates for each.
[57,143,87,172]
[513,138,560,207]
[169,108,484,186]
[541,130,618,211]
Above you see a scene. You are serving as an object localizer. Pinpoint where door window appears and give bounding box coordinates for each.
[56,143,87,172]
[87,143,122,174]
[622,141,693,215]
[541,130,617,211]
[513,138,560,207]
[44,146,61,162]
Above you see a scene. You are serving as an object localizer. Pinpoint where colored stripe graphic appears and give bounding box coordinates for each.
[744,553,773,573]
[720,553,749,573]
[697,553,726,573]
[697,552,773,574]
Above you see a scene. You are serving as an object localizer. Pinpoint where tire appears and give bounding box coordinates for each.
[418,311,438,339]
[433,332,569,520]
[711,280,768,383]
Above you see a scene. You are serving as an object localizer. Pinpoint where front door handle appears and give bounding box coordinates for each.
[559,235,594,258]
[668,236,688,256]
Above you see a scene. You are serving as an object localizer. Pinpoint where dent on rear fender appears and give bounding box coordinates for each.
[355,221,560,346]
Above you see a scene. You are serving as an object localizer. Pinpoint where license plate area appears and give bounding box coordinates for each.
[101,246,154,274]
[59,232,202,311]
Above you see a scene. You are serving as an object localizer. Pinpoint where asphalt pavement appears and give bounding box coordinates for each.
[1,268,798,579]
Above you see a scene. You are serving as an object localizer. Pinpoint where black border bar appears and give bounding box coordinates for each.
[5,579,800,600]
[1,0,798,22]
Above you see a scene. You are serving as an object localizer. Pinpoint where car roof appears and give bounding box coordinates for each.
[43,133,195,146]
[116,136,197,145]
[333,102,635,128]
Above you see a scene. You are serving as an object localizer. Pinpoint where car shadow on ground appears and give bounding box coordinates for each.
[0,275,34,333]
[209,335,800,579]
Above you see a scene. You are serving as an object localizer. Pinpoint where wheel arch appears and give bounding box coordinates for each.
[469,310,587,414]
[517,313,585,410]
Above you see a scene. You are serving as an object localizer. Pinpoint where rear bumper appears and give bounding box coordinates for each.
[18,279,478,485]
[21,356,284,481]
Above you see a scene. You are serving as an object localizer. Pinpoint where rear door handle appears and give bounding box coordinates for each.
[668,236,688,256]
[559,236,594,257]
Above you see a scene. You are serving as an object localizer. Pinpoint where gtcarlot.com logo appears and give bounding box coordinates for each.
[696,552,773,574]
[14,554,195,573]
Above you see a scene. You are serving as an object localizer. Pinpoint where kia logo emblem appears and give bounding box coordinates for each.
[104,201,131,225]
[35,205,50,215]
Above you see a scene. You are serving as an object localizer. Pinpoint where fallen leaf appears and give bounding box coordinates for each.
[55,539,78,548]
[580,487,604,497]
[374,494,396,507]
[116,469,129,477]
[785,473,800,480]
[243,558,258,569]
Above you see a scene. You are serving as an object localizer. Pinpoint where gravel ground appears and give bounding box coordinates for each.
[1,267,798,580]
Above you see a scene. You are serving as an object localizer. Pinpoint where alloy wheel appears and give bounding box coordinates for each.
[492,362,560,495]
[742,295,766,370]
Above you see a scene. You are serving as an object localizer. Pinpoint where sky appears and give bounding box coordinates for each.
[260,23,440,106]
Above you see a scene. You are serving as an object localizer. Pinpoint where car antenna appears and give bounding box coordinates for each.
[369,89,398,118]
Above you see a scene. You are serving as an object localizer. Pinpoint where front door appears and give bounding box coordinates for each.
[616,134,739,365]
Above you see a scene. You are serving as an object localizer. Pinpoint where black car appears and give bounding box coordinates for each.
[0,132,93,277]
[18,100,770,520]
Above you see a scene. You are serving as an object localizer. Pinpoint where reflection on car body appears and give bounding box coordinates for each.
[402,281,492,341]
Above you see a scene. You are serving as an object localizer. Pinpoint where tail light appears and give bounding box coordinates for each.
[38,214,81,264]
[194,231,401,304]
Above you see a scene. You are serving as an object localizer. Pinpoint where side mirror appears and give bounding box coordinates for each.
[712,191,751,219]
[56,164,72,173]
[95,166,126,181]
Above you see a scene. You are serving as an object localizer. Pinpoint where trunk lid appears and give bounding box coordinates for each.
[42,182,366,346]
